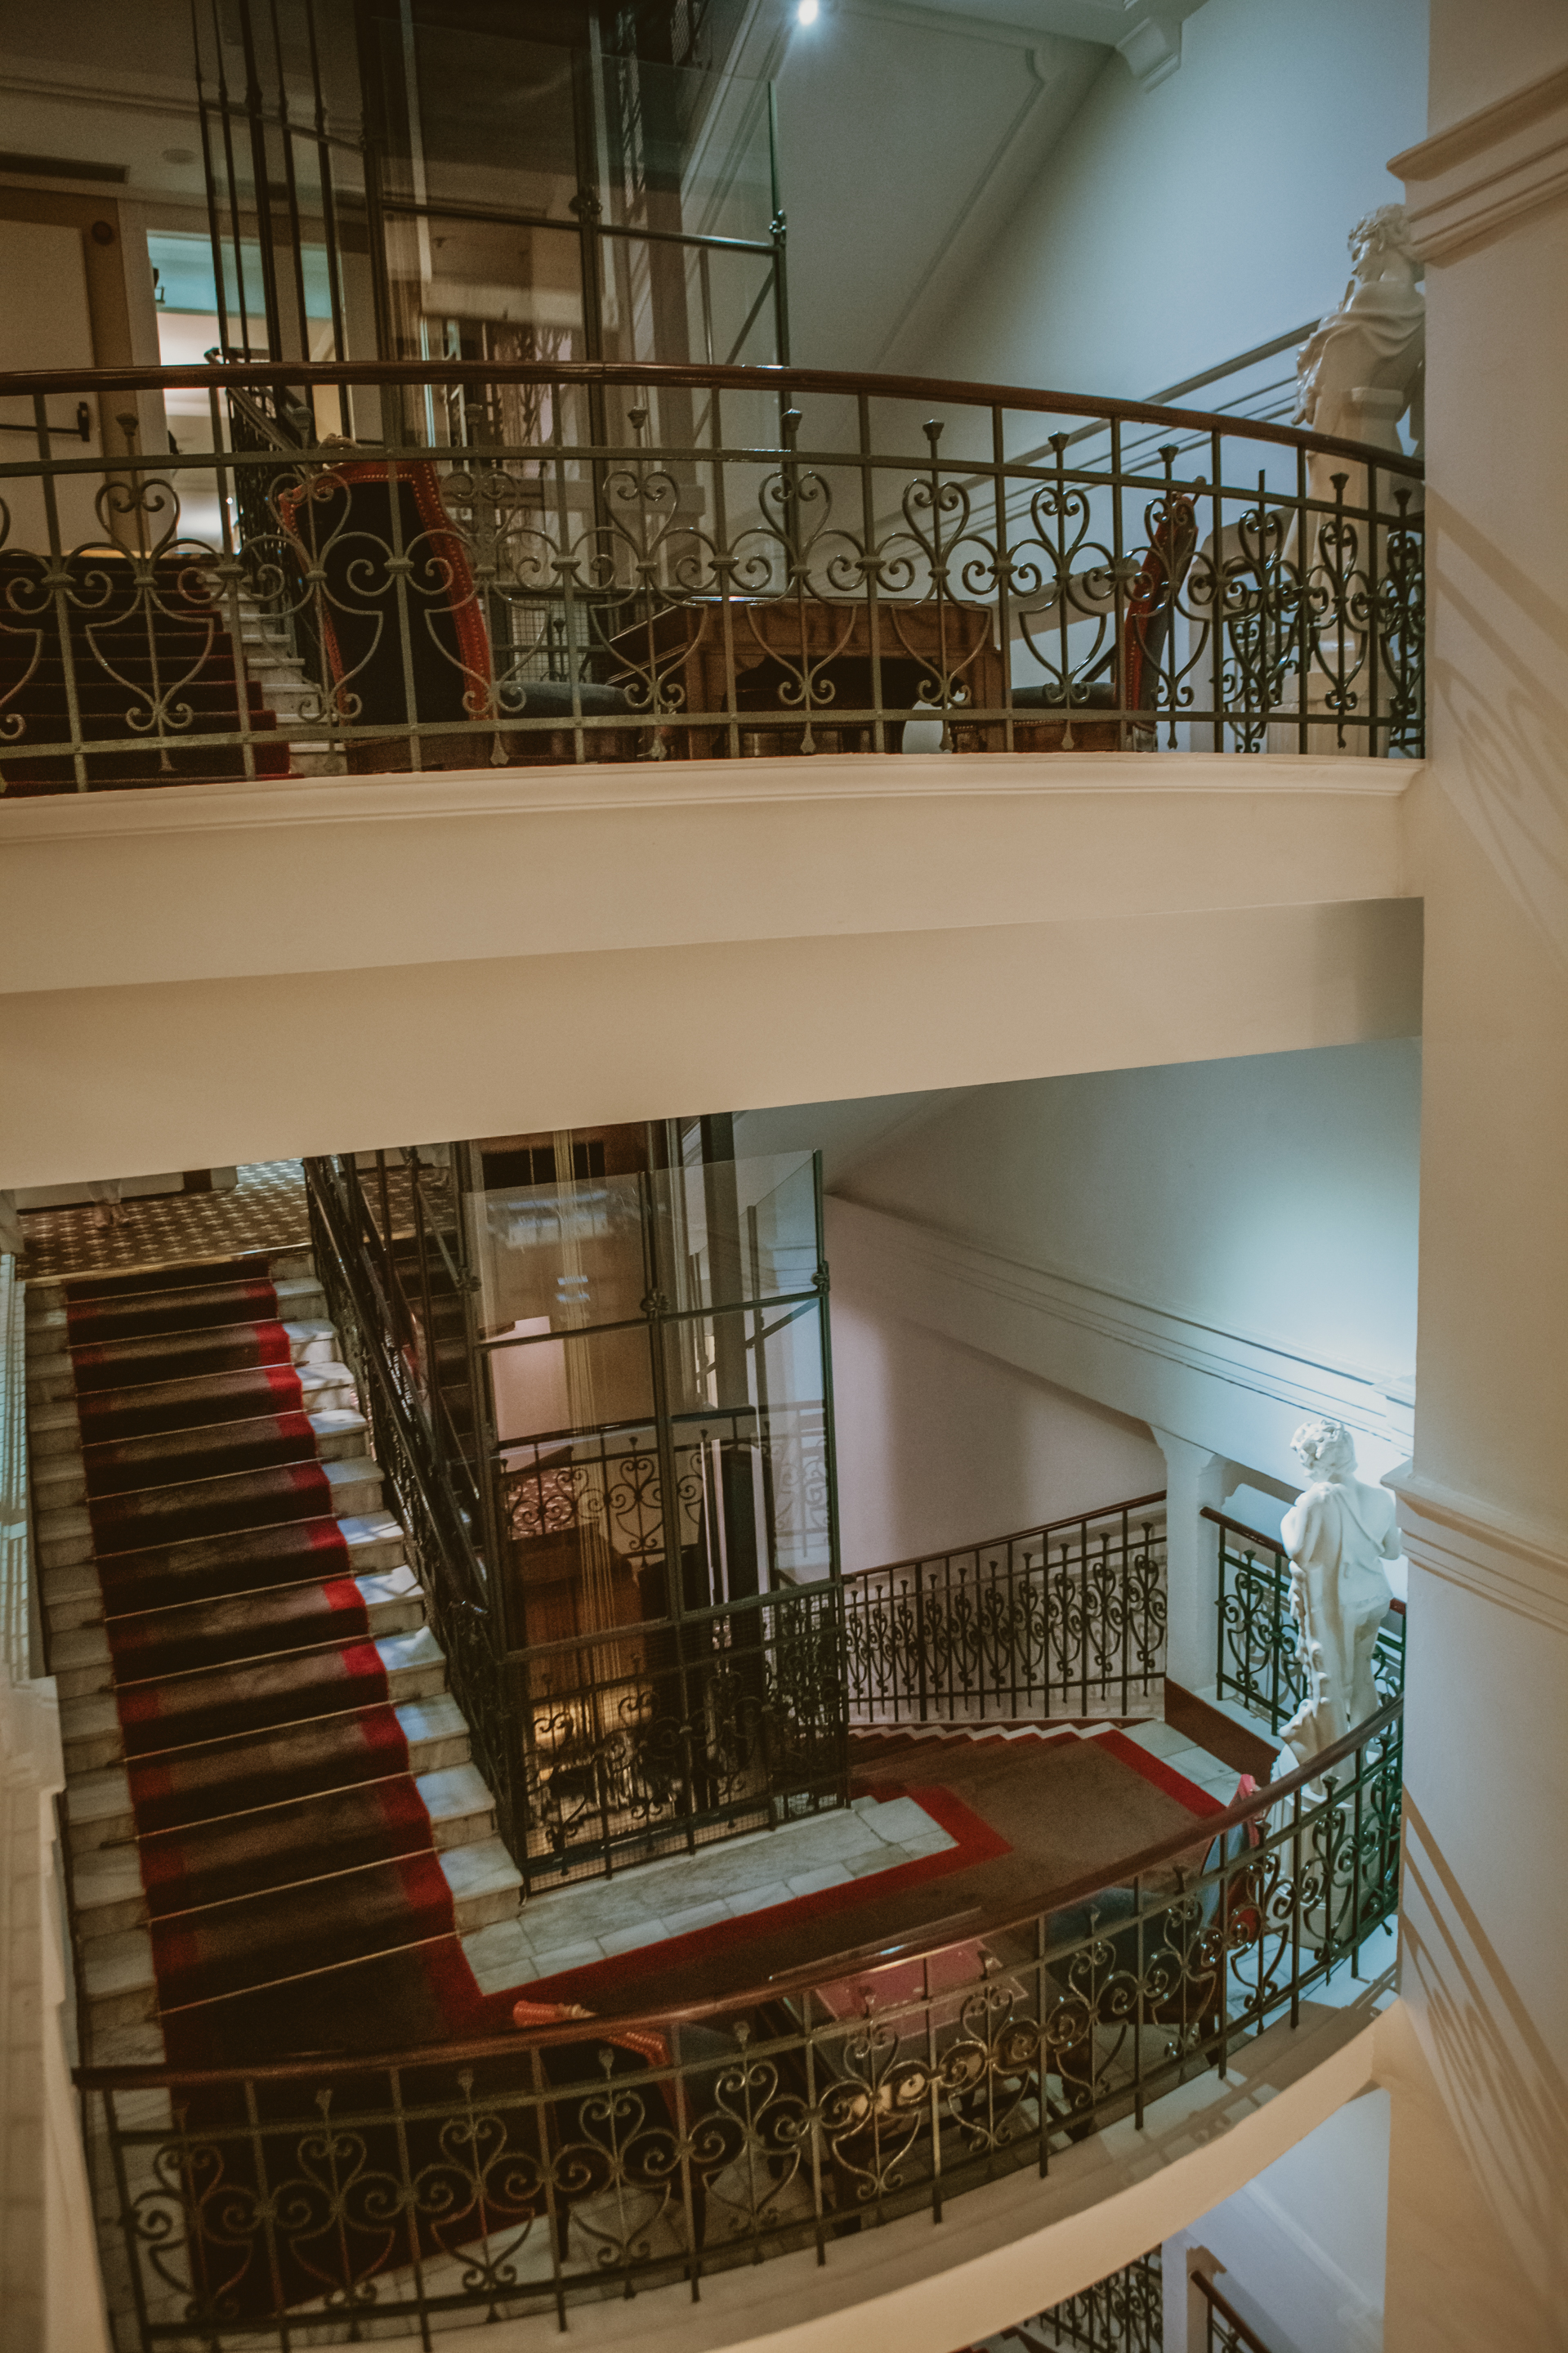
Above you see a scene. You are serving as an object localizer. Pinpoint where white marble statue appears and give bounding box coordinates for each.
[1294,204,1425,451]
[1275,1418,1405,1776]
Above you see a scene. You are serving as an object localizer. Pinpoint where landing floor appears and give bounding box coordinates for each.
[471,1712,1276,2022]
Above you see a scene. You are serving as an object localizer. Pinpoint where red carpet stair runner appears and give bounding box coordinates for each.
[26,1251,521,2063]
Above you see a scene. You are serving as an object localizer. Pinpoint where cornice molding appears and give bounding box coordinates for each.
[0,752,1416,849]
[1392,1468,1561,1581]
[830,1196,1415,1462]
[1386,1465,1568,1608]
[1390,63,1568,262]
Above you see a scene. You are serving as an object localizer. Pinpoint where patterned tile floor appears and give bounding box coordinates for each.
[18,1161,310,1284]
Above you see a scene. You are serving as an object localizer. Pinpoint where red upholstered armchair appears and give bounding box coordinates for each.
[277,457,494,772]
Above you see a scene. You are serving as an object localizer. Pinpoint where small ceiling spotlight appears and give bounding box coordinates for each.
[797,0,820,23]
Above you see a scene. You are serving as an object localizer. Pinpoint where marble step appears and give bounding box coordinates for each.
[58,1622,446,1778]
[26,1361,360,1460]
[65,1689,471,1856]
[34,1449,384,1572]
[30,1407,369,1515]
[22,1246,314,1312]
[26,1318,342,1407]
[49,1564,424,1702]
[69,1760,498,1942]
[26,1274,325,1338]
[42,1507,407,1637]
[78,1832,521,2038]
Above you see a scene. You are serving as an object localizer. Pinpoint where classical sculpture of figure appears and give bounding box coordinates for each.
[1294,204,1425,451]
[1275,1418,1405,1775]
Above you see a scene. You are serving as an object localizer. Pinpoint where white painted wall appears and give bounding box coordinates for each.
[1167,2090,1390,2353]
[834,1042,1422,1398]
[1380,10,1568,2346]
[909,0,1430,396]
[828,1199,1165,1568]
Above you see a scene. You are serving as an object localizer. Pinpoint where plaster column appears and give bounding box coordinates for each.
[1383,10,1568,2344]
[1150,1429,1225,1694]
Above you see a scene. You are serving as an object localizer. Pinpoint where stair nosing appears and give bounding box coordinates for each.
[106,1623,436,1695]
[53,1422,369,1510]
[29,1362,353,1425]
[75,1742,472,1850]
[68,1678,453,1770]
[123,1816,501,1933]
[147,1922,472,2021]
[101,1562,414,1631]
[76,1474,384,1564]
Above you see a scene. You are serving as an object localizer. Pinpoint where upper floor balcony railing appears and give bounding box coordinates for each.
[0,358,1425,794]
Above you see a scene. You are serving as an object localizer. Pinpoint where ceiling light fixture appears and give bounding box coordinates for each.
[797,0,820,23]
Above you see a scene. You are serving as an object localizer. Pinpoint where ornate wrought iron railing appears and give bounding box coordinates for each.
[844,1495,1167,1725]
[72,1696,1399,2348]
[306,1153,850,1892]
[0,356,1423,793]
[1207,1507,1406,1736]
[305,1153,524,1857]
[1008,2246,1164,2351]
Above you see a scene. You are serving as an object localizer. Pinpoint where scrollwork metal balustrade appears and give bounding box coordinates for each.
[1013,2244,1163,2351]
[844,1496,1168,1725]
[1207,1507,1405,1737]
[75,1698,1400,2349]
[0,356,1423,791]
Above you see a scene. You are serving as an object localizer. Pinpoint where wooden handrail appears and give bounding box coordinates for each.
[1203,1503,1408,1615]
[1192,2267,1281,2353]
[0,356,1426,478]
[1201,1504,1286,1552]
[71,1689,1400,2090]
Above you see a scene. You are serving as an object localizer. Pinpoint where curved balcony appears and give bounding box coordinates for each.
[0,357,1424,793]
[71,1697,1400,2349]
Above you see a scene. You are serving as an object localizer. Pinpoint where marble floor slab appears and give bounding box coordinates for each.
[463,1790,957,1996]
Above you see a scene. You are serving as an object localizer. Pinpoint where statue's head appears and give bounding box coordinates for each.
[1290,1417,1358,1480]
[1349,204,1418,279]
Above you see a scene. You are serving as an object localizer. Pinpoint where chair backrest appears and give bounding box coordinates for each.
[1124,494,1199,717]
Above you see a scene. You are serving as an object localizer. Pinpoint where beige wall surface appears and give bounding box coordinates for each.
[826,1193,1166,1571]
[1387,22,1568,2351]
[0,756,1408,996]
[0,894,1421,1191]
[908,0,1427,397]
[829,1042,1422,1392]
[0,754,1418,1188]
[1427,0,1568,134]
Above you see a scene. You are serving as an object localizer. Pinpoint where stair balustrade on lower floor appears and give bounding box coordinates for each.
[844,1498,1168,1729]
[69,1695,1400,2346]
[1204,1506,1405,1737]
[1189,2266,1282,2353]
[1001,2243,1163,2351]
